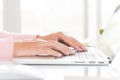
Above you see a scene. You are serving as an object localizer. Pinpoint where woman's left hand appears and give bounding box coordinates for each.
[36,32,87,52]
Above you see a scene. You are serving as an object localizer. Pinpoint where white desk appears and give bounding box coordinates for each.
[29,65,119,80]
[1,47,120,80]
[0,61,120,80]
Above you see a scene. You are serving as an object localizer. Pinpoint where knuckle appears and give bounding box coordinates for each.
[57,32,64,35]
[43,48,49,53]
[49,40,56,43]
[48,41,57,48]
[48,41,55,45]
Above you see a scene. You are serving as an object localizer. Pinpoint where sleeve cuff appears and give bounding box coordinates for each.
[13,35,36,41]
[0,37,14,60]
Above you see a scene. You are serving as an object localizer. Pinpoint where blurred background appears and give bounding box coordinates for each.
[0,0,120,40]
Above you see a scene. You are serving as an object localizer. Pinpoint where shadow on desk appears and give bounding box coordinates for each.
[65,76,117,80]
[0,73,43,80]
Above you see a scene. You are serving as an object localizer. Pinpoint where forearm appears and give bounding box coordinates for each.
[0,31,37,40]
[0,37,14,60]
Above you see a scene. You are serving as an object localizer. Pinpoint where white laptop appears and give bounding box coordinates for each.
[13,5,120,66]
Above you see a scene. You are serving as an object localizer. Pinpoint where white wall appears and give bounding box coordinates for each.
[101,0,120,28]
[2,0,119,40]
[3,0,21,33]
[1,0,101,40]
[21,0,85,40]
[0,0,3,30]
[87,0,99,39]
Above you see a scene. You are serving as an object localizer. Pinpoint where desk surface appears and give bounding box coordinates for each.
[0,61,120,80]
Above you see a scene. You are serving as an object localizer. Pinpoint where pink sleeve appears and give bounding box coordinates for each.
[0,32,37,60]
[0,37,14,60]
[0,32,36,41]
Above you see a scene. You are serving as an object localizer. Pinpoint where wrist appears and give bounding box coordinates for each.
[36,35,45,39]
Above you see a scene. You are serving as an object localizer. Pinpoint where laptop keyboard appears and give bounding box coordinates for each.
[57,47,106,61]
[14,47,110,65]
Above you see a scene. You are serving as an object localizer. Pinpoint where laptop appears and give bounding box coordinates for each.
[13,5,120,66]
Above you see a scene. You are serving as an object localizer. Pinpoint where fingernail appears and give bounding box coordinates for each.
[68,50,74,54]
[78,48,82,52]
[82,47,87,50]
[70,51,75,54]
[66,52,70,55]
[76,46,81,51]
[58,53,62,57]
[83,48,87,51]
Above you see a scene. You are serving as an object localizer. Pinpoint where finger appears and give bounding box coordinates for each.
[69,37,87,51]
[46,49,62,57]
[58,33,82,51]
[31,47,62,57]
[51,41,74,55]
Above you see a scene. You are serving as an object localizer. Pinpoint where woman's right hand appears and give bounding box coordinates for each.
[13,39,74,58]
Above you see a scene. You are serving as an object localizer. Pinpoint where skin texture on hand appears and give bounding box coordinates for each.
[14,39,73,57]
[37,32,87,51]
[14,32,87,58]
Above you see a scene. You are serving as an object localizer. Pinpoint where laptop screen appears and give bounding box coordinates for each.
[97,6,120,59]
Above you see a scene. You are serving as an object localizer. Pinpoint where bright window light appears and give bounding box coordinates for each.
[21,0,85,40]
[0,0,3,30]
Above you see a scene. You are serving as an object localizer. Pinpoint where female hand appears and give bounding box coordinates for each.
[14,39,74,58]
[37,32,87,52]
